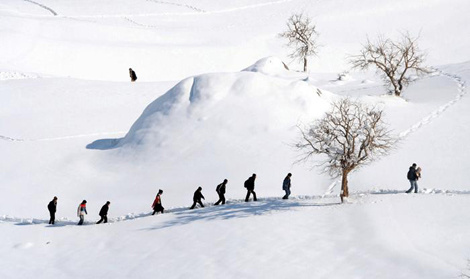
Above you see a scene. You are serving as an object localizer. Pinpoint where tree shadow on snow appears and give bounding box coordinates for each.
[143,198,340,231]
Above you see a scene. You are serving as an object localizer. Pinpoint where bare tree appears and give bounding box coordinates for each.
[279,13,319,72]
[349,32,431,97]
[296,98,394,202]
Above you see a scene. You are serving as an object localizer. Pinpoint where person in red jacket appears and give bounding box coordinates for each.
[152,189,164,215]
[77,200,87,225]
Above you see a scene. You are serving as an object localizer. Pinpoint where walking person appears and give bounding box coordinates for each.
[244,174,257,202]
[129,68,137,82]
[152,189,165,215]
[190,187,205,209]
[47,196,58,225]
[77,200,88,225]
[96,201,110,224]
[282,173,292,199]
[214,179,228,205]
[406,163,420,193]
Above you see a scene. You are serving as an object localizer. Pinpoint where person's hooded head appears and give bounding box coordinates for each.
[81,200,87,204]
[197,186,202,191]
[158,189,163,194]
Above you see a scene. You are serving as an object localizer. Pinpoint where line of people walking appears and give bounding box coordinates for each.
[46,164,421,225]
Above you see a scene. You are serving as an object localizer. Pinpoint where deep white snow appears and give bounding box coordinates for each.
[1,0,470,278]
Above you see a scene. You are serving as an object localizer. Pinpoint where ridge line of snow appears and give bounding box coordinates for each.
[23,0,57,16]
[0,132,126,142]
[398,71,467,139]
[4,0,292,19]
[2,189,468,226]
[145,0,206,13]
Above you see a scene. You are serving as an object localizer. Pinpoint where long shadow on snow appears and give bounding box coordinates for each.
[144,198,340,231]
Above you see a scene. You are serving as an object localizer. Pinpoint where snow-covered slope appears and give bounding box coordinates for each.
[1,0,470,278]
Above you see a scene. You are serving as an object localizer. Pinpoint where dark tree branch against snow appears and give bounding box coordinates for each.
[295,98,395,202]
[279,13,319,72]
[349,32,431,97]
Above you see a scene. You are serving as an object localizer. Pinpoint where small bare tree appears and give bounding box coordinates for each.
[279,13,319,72]
[296,98,394,202]
[349,32,431,97]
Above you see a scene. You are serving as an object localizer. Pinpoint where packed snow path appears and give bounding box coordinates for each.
[2,189,469,226]
[399,71,467,138]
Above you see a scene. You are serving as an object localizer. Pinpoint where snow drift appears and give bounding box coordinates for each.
[96,57,333,153]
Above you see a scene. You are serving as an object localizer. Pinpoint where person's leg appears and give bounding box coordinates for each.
[287,188,291,199]
[406,180,414,193]
[190,201,197,209]
[413,181,418,193]
[245,190,251,202]
[103,216,108,223]
[215,194,221,205]
[96,216,103,224]
[78,215,84,225]
[198,200,204,208]
[253,191,257,201]
[282,189,288,199]
[221,194,225,205]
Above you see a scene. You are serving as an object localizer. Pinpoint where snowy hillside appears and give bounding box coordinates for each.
[1,0,470,278]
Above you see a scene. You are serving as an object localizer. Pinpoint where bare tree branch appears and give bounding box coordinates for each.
[279,13,319,72]
[295,98,395,201]
[349,32,431,96]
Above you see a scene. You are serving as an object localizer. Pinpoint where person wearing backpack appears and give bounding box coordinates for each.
[244,174,257,202]
[77,200,88,225]
[96,201,110,224]
[282,173,292,199]
[152,189,165,215]
[214,179,228,205]
[190,187,205,209]
[47,196,58,225]
[406,163,420,193]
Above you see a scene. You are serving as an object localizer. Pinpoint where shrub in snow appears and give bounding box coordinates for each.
[296,98,394,202]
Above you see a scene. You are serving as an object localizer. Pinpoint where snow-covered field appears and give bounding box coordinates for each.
[1,0,469,278]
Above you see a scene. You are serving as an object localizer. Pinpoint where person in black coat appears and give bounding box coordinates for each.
[190,187,205,209]
[214,179,228,205]
[244,174,257,202]
[47,196,58,225]
[406,163,420,193]
[96,201,110,224]
[129,68,137,82]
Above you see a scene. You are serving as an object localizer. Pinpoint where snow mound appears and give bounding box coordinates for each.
[242,56,290,76]
[115,67,333,151]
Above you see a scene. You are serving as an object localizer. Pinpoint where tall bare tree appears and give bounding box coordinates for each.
[279,13,319,72]
[349,32,431,97]
[296,98,394,202]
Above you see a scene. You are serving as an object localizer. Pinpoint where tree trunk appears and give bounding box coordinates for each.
[303,57,307,72]
[340,169,350,203]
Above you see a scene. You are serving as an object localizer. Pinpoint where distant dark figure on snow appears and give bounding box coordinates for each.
[214,179,228,205]
[282,173,292,199]
[152,189,165,215]
[77,200,88,225]
[190,187,205,209]
[406,163,420,193]
[129,68,137,82]
[47,196,58,225]
[244,174,257,202]
[96,201,111,224]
